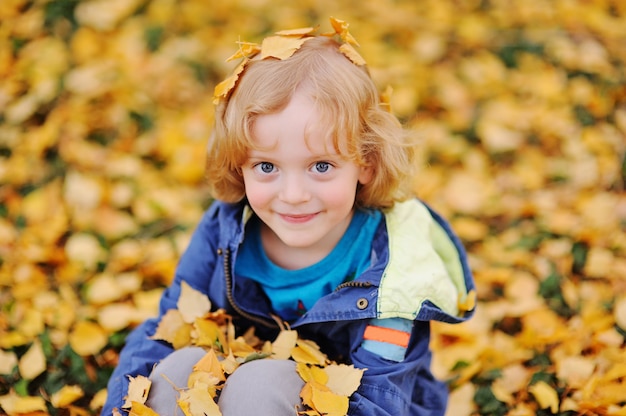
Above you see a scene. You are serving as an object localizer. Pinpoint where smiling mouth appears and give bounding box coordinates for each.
[279,213,318,223]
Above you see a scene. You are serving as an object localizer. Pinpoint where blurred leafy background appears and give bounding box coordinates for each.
[1,0,625,415]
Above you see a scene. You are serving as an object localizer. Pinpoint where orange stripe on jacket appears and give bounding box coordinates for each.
[363,325,411,348]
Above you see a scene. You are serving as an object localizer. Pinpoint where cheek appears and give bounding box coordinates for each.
[319,180,359,208]
[242,176,271,209]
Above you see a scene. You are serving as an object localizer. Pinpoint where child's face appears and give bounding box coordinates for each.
[241,90,372,266]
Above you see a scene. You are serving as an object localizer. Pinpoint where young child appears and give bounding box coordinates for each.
[102,19,475,416]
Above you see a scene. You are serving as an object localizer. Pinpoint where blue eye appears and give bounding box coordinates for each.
[315,162,331,173]
[258,162,274,173]
[314,162,331,173]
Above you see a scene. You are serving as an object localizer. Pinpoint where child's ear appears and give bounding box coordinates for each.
[358,165,374,185]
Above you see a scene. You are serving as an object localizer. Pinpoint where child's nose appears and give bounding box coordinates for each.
[279,174,311,204]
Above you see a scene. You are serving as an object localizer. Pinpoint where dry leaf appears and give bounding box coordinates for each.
[292,339,327,366]
[178,281,212,323]
[309,381,349,415]
[529,381,559,413]
[323,364,365,397]
[18,339,46,380]
[68,321,108,356]
[192,349,226,382]
[128,401,160,416]
[150,309,192,349]
[296,362,328,385]
[50,385,84,408]
[0,391,48,415]
[259,36,311,60]
[122,375,151,409]
[272,330,298,360]
[177,383,222,416]
[339,43,366,66]
[0,349,18,374]
[213,58,248,104]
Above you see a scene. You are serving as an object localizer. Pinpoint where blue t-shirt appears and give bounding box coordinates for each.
[235,208,382,321]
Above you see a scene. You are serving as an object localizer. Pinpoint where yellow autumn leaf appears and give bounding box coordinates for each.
[128,401,160,416]
[274,27,317,37]
[529,381,559,413]
[177,281,211,323]
[328,16,359,46]
[50,385,84,408]
[219,350,240,375]
[177,383,222,416]
[292,339,328,366]
[68,321,108,356]
[0,349,18,374]
[89,389,108,411]
[225,42,260,62]
[339,43,366,66]
[0,391,48,415]
[18,339,46,380]
[150,308,192,349]
[122,375,152,409]
[296,362,329,385]
[213,58,248,104]
[323,364,365,397]
[259,35,311,60]
[193,317,226,348]
[192,349,226,382]
[272,330,298,360]
[309,381,349,415]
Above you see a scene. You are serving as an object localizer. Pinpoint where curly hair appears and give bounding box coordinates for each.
[206,35,415,209]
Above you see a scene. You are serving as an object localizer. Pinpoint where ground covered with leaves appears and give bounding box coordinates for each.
[1,0,625,415]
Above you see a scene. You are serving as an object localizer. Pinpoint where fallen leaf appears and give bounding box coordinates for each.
[68,321,108,356]
[122,375,151,409]
[18,339,46,380]
[50,385,84,408]
[177,383,222,416]
[178,281,211,323]
[529,381,559,413]
[0,391,48,415]
[150,308,192,349]
[272,330,298,360]
[323,364,365,396]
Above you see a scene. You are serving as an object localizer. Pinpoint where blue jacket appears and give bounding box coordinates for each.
[102,199,475,415]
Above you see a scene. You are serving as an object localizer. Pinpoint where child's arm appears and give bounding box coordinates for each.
[101,205,223,415]
[348,319,447,415]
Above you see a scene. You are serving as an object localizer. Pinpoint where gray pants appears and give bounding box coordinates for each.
[146,347,305,415]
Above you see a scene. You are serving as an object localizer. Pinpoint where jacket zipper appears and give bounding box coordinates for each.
[222,247,278,329]
[335,280,373,291]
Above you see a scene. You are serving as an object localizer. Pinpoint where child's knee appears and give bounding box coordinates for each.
[218,359,304,414]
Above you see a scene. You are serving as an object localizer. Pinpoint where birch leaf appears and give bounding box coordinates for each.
[18,339,46,380]
[323,364,365,397]
[122,375,151,409]
[177,281,211,323]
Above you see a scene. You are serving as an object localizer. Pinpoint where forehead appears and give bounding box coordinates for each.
[250,92,346,155]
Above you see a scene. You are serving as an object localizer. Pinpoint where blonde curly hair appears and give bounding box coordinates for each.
[206,35,415,209]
